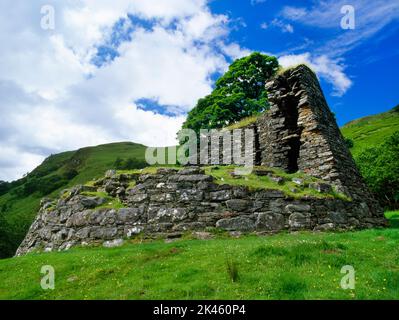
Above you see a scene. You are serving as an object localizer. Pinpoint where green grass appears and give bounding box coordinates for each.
[276,63,316,76]
[1,224,398,300]
[225,115,259,130]
[341,107,399,158]
[80,191,126,210]
[116,165,182,175]
[385,211,399,228]
[116,165,348,200]
[385,211,399,220]
[204,166,348,200]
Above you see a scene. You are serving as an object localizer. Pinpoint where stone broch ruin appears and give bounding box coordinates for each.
[16,65,386,255]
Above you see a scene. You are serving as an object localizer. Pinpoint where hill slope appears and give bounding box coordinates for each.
[0,142,147,258]
[341,105,399,158]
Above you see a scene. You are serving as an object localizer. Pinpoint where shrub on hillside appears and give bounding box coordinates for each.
[357,131,399,209]
[13,175,68,197]
[0,213,13,259]
[344,138,354,149]
[113,157,147,170]
[62,169,78,180]
[0,181,9,196]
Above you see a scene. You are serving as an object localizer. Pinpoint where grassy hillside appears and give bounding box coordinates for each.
[341,106,399,210]
[341,106,399,158]
[0,142,147,258]
[0,213,398,300]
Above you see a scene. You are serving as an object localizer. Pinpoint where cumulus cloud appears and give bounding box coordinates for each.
[0,0,249,181]
[278,53,352,96]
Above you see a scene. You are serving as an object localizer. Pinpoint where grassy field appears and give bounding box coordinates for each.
[0,212,398,300]
[341,106,399,158]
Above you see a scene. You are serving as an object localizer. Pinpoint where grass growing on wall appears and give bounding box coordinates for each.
[204,166,348,200]
[224,115,260,130]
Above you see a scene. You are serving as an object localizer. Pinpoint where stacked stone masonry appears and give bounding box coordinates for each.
[17,167,386,256]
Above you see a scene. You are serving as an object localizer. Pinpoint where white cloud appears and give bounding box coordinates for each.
[281,7,307,20]
[0,0,248,181]
[218,42,252,60]
[0,144,44,182]
[278,53,352,96]
[250,0,267,6]
[270,19,294,33]
[281,0,399,56]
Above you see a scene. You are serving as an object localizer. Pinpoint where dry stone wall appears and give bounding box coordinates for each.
[16,168,386,256]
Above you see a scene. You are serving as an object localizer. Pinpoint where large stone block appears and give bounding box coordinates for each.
[226,199,249,212]
[288,212,311,229]
[210,190,232,201]
[117,208,143,224]
[148,208,188,223]
[216,216,255,232]
[255,212,285,231]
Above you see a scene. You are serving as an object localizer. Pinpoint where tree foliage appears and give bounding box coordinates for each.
[357,131,399,209]
[181,52,279,133]
[0,181,10,196]
[113,157,147,170]
[344,137,354,149]
[0,212,13,259]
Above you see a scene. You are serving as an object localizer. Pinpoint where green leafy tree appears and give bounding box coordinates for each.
[181,52,279,134]
[113,157,147,170]
[357,131,399,209]
[0,213,13,258]
[0,181,9,196]
[114,157,124,169]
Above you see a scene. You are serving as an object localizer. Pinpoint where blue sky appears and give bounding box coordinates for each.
[0,0,398,180]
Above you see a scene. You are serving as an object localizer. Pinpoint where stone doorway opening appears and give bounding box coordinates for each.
[280,94,301,173]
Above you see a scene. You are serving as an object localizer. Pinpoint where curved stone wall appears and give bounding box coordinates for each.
[16,168,386,256]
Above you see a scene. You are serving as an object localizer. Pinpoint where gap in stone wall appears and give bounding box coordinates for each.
[280,94,302,173]
[253,125,261,166]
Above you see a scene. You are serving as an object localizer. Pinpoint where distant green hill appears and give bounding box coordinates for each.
[0,142,147,258]
[341,105,399,158]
